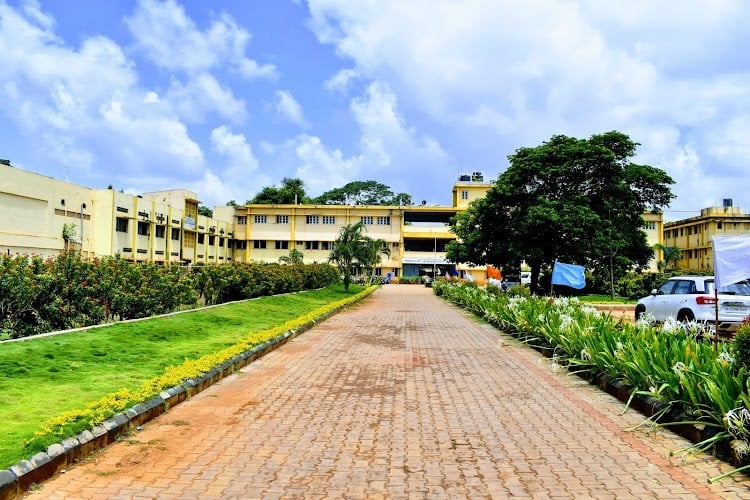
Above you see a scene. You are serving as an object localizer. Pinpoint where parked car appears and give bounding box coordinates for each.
[635,275,750,333]
[520,272,531,285]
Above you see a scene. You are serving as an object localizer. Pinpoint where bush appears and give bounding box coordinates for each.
[732,319,750,370]
[0,254,342,339]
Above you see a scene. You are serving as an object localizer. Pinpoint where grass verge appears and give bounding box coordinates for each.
[0,284,369,469]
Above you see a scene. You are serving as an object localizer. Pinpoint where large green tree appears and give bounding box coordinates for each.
[313,180,412,206]
[248,178,310,205]
[446,131,675,292]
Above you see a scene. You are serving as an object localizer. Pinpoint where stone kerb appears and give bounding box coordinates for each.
[0,295,361,500]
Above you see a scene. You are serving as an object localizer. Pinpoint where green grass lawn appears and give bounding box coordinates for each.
[580,294,636,304]
[0,285,364,469]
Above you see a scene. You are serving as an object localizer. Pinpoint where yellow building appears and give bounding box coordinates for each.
[230,173,494,280]
[663,200,750,271]
[1,162,662,279]
[0,162,492,278]
[0,162,231,264]
[642,210,665,273]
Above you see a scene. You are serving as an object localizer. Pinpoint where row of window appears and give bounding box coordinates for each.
[666,221,750,239]
[239,215,392,225]
[250,241,401,250]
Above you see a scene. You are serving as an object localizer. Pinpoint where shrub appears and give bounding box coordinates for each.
[732,318,750,370]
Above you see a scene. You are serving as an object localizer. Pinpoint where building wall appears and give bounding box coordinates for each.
[2,163,664,281]
[641,211,664,273]
[664,204,750,271]
[0,163,231,263]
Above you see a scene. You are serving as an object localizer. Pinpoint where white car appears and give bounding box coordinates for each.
[520,272,531,285]
[635,275,750,333]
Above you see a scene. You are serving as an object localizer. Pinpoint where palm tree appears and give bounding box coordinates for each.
[360,238,391,284]
[328,222,369,292]
[278,248,304,265]
[653,243,683,271]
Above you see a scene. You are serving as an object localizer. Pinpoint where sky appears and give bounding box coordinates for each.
[2,0,750,220]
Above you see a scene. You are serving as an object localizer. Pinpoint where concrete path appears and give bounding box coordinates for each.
[30,286,749,498]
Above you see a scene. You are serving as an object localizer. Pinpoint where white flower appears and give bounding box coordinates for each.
[730,439,750,459]
[672,361,687,375]
[580,348,592,361]
[725,407,750,439]
[717,351,735,364]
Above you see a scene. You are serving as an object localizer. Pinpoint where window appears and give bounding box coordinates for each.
[642,221,656,230]
[391,242,400,249]
[235,240,247,250]
[305,241,319,250]
[219,237,225,247]
[322,215,336,225]
[197,234,205,244]
[155,225,166,238]
[377,216,391,225]
[237,216,247,225]
[276,215,289,224]
[718,221,723,229]
[461,190,469,200]
[209,235,215,246]
[137,221,149,236]
[253,240,267,249]
[306,215,319,224]
[254,215,267,224]
[171,228,180,241]
[275,240,289,250]
[116,218,128,233]
[361,216,373,225]
[321,241,333,250]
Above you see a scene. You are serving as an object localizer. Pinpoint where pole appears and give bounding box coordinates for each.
[714,285,719,349]
[433,232,437,278]
[80,203,85,255]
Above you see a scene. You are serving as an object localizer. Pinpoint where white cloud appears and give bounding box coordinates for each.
[274,90,308,128]
[99,95,203,169]
[126,0,277,80]
[210,125,258,173]
[0,2,204,181]
[306,0,750,211]
[164,73,247,123]
[294,134,362,195]
[324,68,359,94]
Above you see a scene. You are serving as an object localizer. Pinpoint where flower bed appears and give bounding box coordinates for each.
[433,281,750,480]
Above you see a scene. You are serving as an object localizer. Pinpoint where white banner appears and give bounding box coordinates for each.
[712,234,750,290]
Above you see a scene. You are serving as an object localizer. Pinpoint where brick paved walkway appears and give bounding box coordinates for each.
[30,286,749,498]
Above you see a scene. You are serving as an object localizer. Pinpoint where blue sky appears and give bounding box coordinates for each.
[2,0,750,219]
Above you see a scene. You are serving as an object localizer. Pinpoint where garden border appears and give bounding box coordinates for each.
[0,290,370,500]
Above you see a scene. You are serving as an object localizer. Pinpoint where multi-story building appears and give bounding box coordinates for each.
[0,162,493,279]
[663,199,750,271]
[1,161,664,280]
[0,162,231,264]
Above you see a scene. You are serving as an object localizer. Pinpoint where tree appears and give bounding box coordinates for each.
[653,243,683,271]
[446,131,675,292]
[226,200,239,207]
[360,238,391,284]
[313,180,411,206]
[328,222,370,292]
[248,178,310,205]
[197,206,213,217]
[278,248,304,265]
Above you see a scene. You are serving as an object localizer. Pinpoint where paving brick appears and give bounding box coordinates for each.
[26,286,750,498]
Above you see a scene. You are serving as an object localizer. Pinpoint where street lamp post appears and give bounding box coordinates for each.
[80,203,86,256]
[433,232,437,278]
